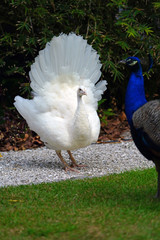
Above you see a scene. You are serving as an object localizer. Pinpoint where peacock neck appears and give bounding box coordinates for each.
[71,95,91,148]
[125,68,147,126]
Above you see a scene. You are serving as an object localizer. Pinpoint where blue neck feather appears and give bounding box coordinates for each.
[125,63,147,126]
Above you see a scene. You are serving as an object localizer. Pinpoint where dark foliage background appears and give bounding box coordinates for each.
[0,1,160,127]
[1,0,160,110]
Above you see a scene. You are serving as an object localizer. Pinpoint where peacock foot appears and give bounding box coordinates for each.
[64,166,80,173]
[70,163,87,168]
[67,150,87,169]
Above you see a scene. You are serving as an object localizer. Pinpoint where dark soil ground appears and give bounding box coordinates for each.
[0,109,130,151]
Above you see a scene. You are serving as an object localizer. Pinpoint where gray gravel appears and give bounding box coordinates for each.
[0,140,154,187]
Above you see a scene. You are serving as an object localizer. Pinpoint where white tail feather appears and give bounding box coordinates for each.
[29,33,106,101]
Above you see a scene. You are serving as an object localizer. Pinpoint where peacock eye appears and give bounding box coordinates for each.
[126,59,138,66]
[127,59,132,63]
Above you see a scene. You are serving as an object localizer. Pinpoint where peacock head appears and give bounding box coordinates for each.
[78,87,87,97]
[120,54,153,73]
[120,56,141,71]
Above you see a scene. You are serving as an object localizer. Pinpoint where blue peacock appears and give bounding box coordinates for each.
[121,56,160,198]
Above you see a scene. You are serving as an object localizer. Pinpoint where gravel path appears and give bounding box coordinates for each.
[0,140,154,187]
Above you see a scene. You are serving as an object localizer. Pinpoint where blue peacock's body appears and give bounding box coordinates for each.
[122,56,160,198]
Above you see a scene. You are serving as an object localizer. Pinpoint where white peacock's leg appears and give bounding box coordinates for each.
[67,150,86,168]
[55,150,79,172]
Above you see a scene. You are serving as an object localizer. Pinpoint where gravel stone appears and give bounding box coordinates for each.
[0,141,154,187]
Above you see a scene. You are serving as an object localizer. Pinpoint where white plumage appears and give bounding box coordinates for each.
[14,33,107,171]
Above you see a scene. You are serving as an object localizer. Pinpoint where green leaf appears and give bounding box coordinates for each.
[126,26,139,38]
[144,27,154,35]
[116,41,130,51]
[0,33,13,46]
[153,2,160,9]
[103,60,124,81]
[17,21,31,32]
[98,99,107,107]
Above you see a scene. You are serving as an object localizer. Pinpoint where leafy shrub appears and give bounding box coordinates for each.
[0,0,160,112]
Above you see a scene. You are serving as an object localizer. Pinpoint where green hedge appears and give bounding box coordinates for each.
[0,0,160,111]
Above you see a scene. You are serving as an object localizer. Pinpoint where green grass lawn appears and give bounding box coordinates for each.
[1,168,160,240]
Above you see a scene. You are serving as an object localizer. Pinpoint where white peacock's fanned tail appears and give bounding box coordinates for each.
[29,33,107,102]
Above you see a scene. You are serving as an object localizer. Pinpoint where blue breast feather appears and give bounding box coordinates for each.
[125,58,160,161]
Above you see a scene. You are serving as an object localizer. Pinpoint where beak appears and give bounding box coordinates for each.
[79,88,87,96]
[82,90,87,96]
[119,59,127,64]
